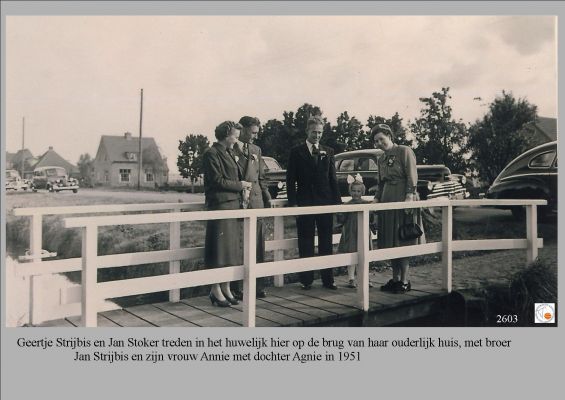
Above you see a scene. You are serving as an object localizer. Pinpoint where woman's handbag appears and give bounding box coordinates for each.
[398,222,423,241]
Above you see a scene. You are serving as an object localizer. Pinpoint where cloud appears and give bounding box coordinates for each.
[491,16,555,56]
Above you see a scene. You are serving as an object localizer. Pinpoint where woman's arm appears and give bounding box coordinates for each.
[203,150,244,193]
[403,147,418,201]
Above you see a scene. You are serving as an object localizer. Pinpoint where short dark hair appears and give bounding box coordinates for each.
[239,116,261,128]
[306,116,324,131]
[371,123,394,140]
[215,121,242,141]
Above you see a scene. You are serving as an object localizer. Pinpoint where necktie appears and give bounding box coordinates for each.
[312,145,319,164]
[243,143,249,157]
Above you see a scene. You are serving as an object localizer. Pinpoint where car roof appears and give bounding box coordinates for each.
[496,141,557,179]
[34,166,67,171]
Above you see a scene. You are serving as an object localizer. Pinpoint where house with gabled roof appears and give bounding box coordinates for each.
[92,132,169,187]
[34,146,78,176]
[519,116,557,148]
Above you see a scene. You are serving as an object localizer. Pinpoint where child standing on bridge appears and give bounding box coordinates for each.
[337,175,376,288]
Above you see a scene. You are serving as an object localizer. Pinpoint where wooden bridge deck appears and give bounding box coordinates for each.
[39,276,448,327]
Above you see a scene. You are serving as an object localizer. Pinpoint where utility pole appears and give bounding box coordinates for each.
[137,89,143,190]
[20,117,25,178]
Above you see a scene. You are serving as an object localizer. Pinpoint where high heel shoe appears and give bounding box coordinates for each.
[221,290,239,305]
[209,292,231,307]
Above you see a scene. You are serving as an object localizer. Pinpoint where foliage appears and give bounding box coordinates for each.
[410,87,468,172]
[142,146,168,173]
[177,134,210,182]
[77,153,95,187]
[366,112,413,148]
[466,91,537,185]
[256,103,328,167]
[322,111,365,153]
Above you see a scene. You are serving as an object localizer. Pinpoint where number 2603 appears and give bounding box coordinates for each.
[496,314,518,323]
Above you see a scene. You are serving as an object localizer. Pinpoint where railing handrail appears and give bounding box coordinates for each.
[62,198,546,228]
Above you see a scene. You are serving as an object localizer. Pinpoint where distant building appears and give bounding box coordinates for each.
[92,132,169,187]
[519,116,557,148]
[6,149,38,178]
[34,146,79,176]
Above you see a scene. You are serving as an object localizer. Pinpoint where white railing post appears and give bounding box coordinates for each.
[81,225,98,327]
[441,204,453,293]
[356,210,370,311]
[29,214,43,325]
[243,216,257,327]
[169,206,181,302]
[526,204,538,264]
[273,216,285,287]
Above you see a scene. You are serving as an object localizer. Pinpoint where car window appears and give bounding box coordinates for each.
[554,156,558,169]
[529,151,556,168]
[338,159,355,172]
[356,157,378,171]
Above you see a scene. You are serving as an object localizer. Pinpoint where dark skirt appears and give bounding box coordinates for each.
[204,200,243,268]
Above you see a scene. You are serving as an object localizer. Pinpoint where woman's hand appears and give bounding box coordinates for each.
[404,193,415,202]
[240,181,252,190]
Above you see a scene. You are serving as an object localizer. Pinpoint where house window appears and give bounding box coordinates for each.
[125,152,137,161]
[145,168,154,182]
[119,169,131,182]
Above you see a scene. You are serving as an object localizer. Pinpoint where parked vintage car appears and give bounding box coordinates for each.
[5,169,30,191]
[333,149,469,200]
[31,166,79,193]
[261,156,287,199]
[486,141,557,219]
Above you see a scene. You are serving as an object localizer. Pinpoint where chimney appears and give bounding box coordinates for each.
[124,132,132,140]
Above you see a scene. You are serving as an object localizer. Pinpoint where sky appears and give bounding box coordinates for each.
[5,15,557,171]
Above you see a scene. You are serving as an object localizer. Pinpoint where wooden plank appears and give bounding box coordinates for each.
[442,205,453,292]
[126,304,198,327]
[100,309,156,327]
[257,253,357,278]
[66,314,121,327]
[179,299,242,327]
[270,287,357,316]
[14,201,205,216]
[82,226,98,327]
[452,238,543,252]
[255,299,315,323]
[258,294,335,321]
[39,318,75,327]
[368,242,442,262]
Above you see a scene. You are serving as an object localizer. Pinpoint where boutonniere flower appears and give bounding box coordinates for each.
[251,154,258,161]
[234,155,239,162]
[387,155,395,167]
[319,150,327,157]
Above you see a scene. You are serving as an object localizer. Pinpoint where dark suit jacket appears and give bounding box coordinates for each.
[286,143,342,207]
[202,142,243,208]
[233,142,272,209]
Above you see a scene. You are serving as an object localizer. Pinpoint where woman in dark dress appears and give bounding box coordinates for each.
[202,121,252,307]
[372,124,419,294]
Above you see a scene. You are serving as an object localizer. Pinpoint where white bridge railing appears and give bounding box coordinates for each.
[11,198,545,327]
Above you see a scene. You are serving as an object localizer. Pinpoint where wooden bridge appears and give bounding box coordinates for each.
[11,198,545,327]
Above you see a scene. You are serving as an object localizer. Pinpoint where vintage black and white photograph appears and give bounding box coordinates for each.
[4,14,557,328]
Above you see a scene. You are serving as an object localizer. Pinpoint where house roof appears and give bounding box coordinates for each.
[11,149,35,164]
[98,133,167,170]
[533,116,557,142]
[34,147,78,173]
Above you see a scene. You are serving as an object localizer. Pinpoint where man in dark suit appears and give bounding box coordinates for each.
[231,116,272,299]
[286,115,342,290]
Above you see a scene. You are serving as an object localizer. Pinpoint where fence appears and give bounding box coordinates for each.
[10,198,545,327]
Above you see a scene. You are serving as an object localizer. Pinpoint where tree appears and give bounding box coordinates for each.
[177,134,210,192]
[410,87,468,172]
[466,91,537,185]
[77,153,94,187]
[322,111,366,153]
[366,112,412,148]
[256,103,326,167]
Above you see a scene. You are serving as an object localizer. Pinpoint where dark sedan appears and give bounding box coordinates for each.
[333,149,469,200]
[487,141,557,219]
